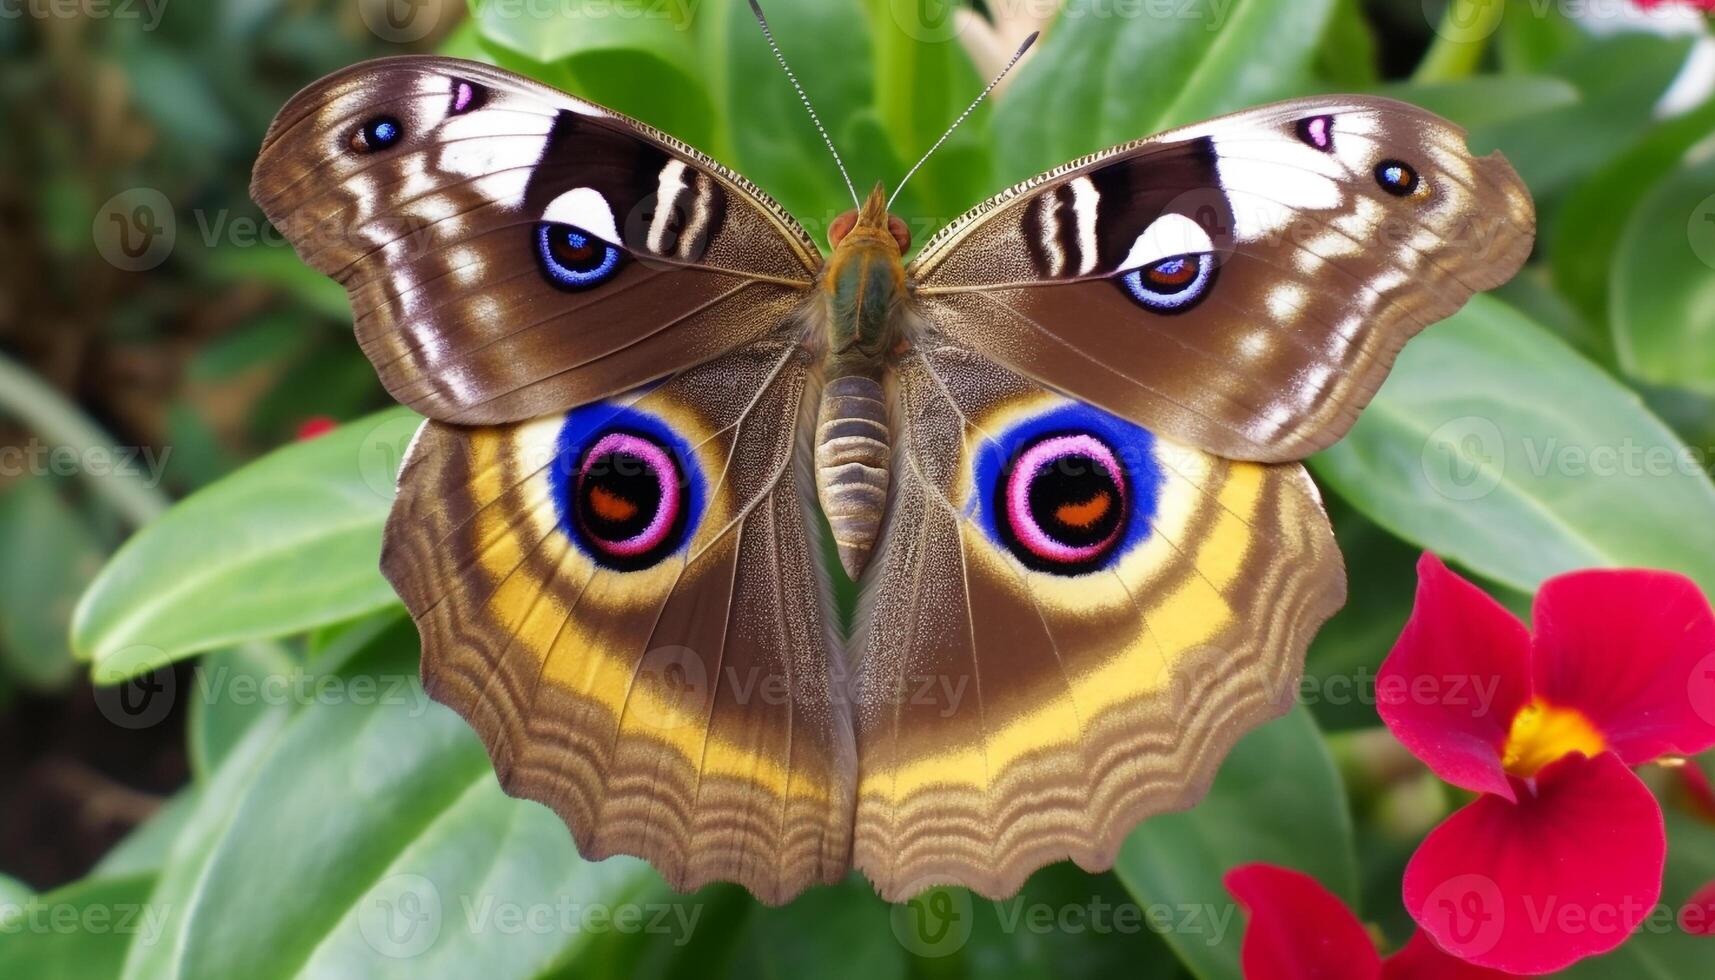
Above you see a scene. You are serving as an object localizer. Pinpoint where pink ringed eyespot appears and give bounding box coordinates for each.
[574,432,681,562]
[1000,433,1128,570]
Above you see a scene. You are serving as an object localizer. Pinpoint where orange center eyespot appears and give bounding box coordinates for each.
[1148,260,1197,287]
[1501,698,1607,779]
[588,486,639,522]
[1055,492,1112,529]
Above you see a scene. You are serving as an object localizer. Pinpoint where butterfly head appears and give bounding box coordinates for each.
[828,182,911,255]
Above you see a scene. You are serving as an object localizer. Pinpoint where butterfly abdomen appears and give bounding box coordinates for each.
[815,367,890,580]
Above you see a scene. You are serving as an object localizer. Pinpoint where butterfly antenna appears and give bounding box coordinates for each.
[888,31,1039,211]
[748,0,860,210]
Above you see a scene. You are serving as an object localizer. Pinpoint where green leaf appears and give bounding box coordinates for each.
[1485,33,1694,212]
[992,0,1336,184]
[471,0,719,155]
[1113,705,1357,980]
[1611,150,1715,397]
[0,475,103,690]
[1370,75,1578,133]
[200,242,350,320]
[713,0,881,229]
[0,873,161,979]
[1303,503,1418,732]
[156,629,673,979]
[945,864,1187,978]
[1313,0,1378,89]
[734,878,907,980]
[1553,96,1715,324]
[1311,295,1715,597]
[72,409,419,681]
[186,643,298,779]
[863,0,990,225]
[92,787,206,880]
[122,706,295,979]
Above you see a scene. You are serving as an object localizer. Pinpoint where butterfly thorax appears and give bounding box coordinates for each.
[813,184,910,581]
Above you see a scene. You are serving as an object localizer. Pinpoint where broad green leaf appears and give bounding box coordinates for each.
[93,787,205,879]
[122,706,294,979]
[734,878,907,980]
[713,0,882,232]
[1612,150,1715,396]
[200,242,350,320]
[185,643,298,779]
[1313,0,1378,89]
[1113,705,1357,980]
[1485,33,1694,214]
[72,408,418,681]
[470,0,719,153]
[0,873,161,978]
[926,864,1187,978]
[1371,75,1578,133]
[0,475,102,690]
[1303,503,1418,732]
[992,0,1336,183]
[1553,95,1715,324]
[1312,295,1715,597]
[166,631,673,979]
[863,0,991,225]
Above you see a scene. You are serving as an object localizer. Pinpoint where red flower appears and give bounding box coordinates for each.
[1377,554,1715,973]
[295,415,338,440]
[1681,880,1715,935]
[1631,0,1715,11]
[1224,864,1510,978]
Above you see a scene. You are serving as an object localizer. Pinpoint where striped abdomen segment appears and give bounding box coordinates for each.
[815,372,890,580]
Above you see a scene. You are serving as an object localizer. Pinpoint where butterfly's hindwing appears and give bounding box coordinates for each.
[850,341,1345,900]
[383,339,854,903]
[908,97,1534,462]
[251,57,821,426]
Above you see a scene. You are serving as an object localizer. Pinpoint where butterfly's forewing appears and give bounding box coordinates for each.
[382,338,854,903]
[851,341,1344,899]
[906,97,1534,462]
[252,56,821,424]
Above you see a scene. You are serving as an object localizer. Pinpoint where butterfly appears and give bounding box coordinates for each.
[251,20,1531,905]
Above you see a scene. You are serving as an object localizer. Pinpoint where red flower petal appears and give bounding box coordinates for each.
[296,415,338,440]
[1382,931,1513,979]
[1403,753,1665,974]
[1532,568,1715,764]
[1680,880,1715,935]
[1378,554,1533,800]
[1225,864,1381,980]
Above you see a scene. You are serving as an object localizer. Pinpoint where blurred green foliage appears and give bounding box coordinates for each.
[5,0,1715,977]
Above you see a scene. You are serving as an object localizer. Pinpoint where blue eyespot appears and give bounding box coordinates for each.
[970,402,1162,576]
[1119,253,1215,313]
[549,402,705,571]
[536,223,623,291]
[1375,159,1420,197]
[350,116,403,154]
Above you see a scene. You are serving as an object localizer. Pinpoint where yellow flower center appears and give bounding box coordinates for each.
[1501,698,1607,778]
